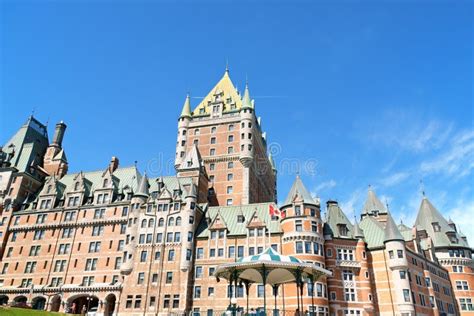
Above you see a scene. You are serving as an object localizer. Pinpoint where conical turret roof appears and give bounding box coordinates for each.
[415,197,469,248]
[134,172,150,198]
[282,175,317,207]
[362,187,387,215]
[241,82,253,109]
[353,220,365,239]
[384,212,404,243]
[180,93,192,118]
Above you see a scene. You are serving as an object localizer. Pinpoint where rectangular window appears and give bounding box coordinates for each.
[137,273,145,285]
[166,272,173,283]
[296,241,303,253]
[403,289,410,302]
[194,286,201,298]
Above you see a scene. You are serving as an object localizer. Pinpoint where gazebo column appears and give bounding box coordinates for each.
[244,281,251,316]
[262,265,267,316]
[299,280,304,316]
[272,285,278,316]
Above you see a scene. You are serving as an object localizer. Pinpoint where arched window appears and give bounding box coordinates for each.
[103,178,108,188]
[158,218,164,227]
[168,217,174,226]
[141,219,147,228]
[148,218,155,228]
[74,182,80,191]
[176,217,182,226]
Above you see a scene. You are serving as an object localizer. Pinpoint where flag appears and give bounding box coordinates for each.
[269,204,285,219]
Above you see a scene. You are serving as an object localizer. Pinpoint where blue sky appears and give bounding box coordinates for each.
[1,1,473,241]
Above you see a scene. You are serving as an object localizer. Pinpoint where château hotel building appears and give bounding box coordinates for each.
[0,69,472,316]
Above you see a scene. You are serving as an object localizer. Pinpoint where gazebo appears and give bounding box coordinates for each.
[214,248,332,315]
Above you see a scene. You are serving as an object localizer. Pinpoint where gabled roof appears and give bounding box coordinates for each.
[178,145,202,170]
[282,175,317,207]
[415,197,470,248]
[325,201,355,239]
[197,202,281,238]
[384,212,404,243]
[362,188,387,215]
[192,70,242,116]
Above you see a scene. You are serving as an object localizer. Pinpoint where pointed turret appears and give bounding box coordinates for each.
[241,82,253,109]
[384,212,404,243]
[353,220,365,239]
[180,93,192,118]
[362,187,387,215]
[134,173,150,198]
[282,175,317,207]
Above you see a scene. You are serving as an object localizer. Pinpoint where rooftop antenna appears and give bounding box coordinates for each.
[385,198,390,212]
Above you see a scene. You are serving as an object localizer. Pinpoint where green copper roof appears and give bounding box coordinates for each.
[325,201,356,239]
[384,212,404,243]
[241,82,253,109]
[197,202,282,238]
[1,116,49,174]
[362,188,387,215]
[359,216,385,249]
[134,172,150,198]
[180,93,192,118]
[282,175,317,207]
[415,197,470,249]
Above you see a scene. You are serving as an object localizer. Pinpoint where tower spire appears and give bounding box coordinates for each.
[180,93,192,118]
[242,80,252,109]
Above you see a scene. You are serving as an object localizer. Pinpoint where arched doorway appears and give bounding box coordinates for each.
[68,295,99,315]
[50,295,61,312]
[32,296,46,310]
[104,294,116,316]
[0,295,9,306]
[12,296,28,307]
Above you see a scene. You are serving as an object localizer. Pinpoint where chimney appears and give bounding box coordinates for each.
[109,156,119,173]
[52,121,67,147]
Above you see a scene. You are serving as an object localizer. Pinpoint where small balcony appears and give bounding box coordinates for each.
[336,259,361,268]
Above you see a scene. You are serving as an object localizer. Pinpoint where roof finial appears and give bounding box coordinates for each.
[134,160,138,168]
[420,179,426,197]
[31,107,36,118]
[225,59,229,74]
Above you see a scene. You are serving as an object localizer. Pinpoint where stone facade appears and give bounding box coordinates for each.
[0,70,472,316]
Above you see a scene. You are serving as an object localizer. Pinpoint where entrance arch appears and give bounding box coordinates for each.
[104,294,116,316]
[0,295,9,306]
[68,294,99,315]
[50,295,61,312]
[32,296,46,310]
[12,295,27,307]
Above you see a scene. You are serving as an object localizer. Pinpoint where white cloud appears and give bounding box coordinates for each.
[447,200,474,246]
[379,172,410,187]
[340,188,365,218]
[357,108,454,153]
[313,179,336,195]
[420,130,474,179]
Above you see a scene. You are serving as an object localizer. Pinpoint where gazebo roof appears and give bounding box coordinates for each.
[237,247,302,264]
[214,248,332,286]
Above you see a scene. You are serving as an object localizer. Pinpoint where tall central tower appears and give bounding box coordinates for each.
[175,69,276,206]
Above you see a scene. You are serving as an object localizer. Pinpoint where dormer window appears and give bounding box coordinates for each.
[103,179,108,188]
[237,215,245,223]
[338,224,349,237]
[372,210,379,217]
[46,185,52,194]
[447,232,458,243]
[74,182,80,191]
[432,222,441,232]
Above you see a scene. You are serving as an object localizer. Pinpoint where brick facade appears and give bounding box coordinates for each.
[0,70,472,316]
